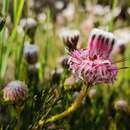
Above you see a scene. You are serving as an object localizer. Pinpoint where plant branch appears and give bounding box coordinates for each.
[32,83,91,130]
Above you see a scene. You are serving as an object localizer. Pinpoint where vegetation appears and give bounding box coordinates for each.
[0,0,130,130]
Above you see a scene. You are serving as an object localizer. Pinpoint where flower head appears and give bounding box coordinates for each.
[3,81,28,103]
[60,28,80,51]
[62,3,75,22]
[24,42,39,64]
[112,28,130,55]
[112,39,126,55]
[20,18,37,42]
[68,29,118,85]
[20,18,37,30]
[114,99,128,111]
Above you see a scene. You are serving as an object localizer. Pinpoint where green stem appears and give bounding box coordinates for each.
[109,0,118,32]
[15,31,26,79]
[11,0,24,40]
[0,0,9,83]
[13,0,17,23]
[2,0,9,16]
[14,105,22,130]
[33,83,90,129]
[44,10,51,66]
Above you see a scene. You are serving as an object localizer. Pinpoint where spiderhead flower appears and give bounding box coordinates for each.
[60,29,80,51]
[3,81,28,103]
[68,29,118,85]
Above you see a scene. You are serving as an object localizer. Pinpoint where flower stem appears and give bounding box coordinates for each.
[14,105,22,130]
[109,0,118,32]
[33,83,90,129]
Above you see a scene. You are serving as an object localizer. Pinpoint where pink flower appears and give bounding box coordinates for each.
[3,81,28,103]
[68,29,118,84]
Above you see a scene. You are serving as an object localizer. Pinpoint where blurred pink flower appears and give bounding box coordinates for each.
[3,81,28,103]
[68,29,118,84]
[115,99,128,111]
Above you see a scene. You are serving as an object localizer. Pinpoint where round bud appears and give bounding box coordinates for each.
[80,18,93,37]
[62,3,75,22]
[37,13,46,23]
[112,39,127,55]
[51,69,63,86]
[119,44,126,55]
[26,18,37,29]
[24,42,39,64]
[114,99,128,112]
[55,1,64,10]
[20,18,37,42]
[3,81,28,103]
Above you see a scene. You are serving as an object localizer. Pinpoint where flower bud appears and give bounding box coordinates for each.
[24,42,39,64]
[55,1,64,10]
[26,18,37,34]
[119,44,126,55]
[60,28,80,51]
[113,28,130,55]
[37,13,46,23]
[80,18,94,37]
[20,18,37,42]
[62,3,75,22]
[114,99,128,112]
[51,69,63,86]
[3,81,28,103]
[112,39,127,55]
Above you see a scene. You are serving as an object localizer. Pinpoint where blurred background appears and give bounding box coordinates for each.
[0,0,130,130]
